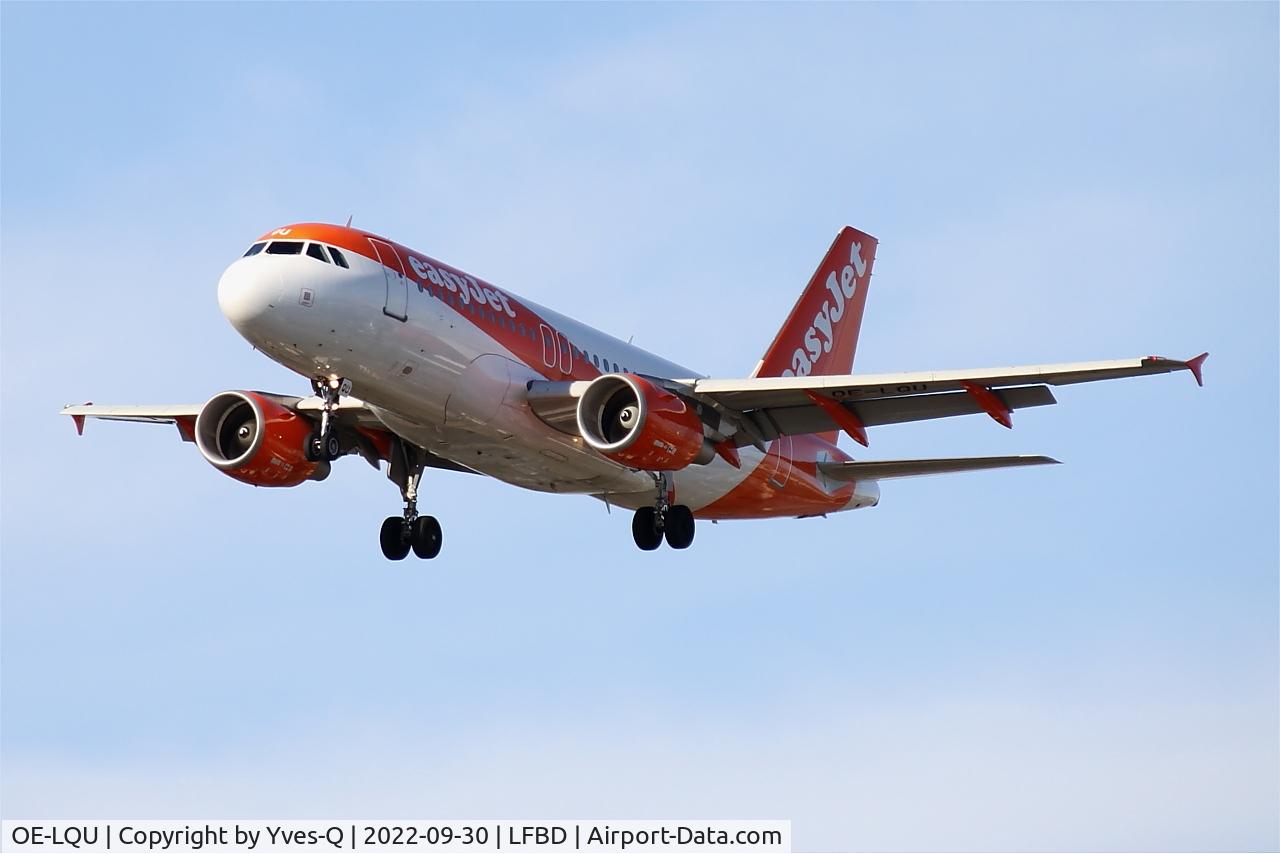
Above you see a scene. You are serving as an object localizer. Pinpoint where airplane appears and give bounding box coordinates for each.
[61,223,1207,560]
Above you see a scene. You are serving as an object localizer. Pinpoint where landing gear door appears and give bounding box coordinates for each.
[369,238,408,321]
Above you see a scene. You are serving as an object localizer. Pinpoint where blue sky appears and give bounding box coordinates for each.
[2,2,1276,850]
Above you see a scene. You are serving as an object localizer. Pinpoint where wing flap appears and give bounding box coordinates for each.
[819,455,1060,481]
[763,385,1057,439]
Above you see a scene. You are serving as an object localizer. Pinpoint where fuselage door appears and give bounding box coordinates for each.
[369,238,408,322]
[556,331,572,375]
[539,324,557,371]
[767,435,793,489]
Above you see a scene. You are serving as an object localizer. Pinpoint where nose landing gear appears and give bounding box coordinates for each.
[380,439,443,561]
[305,376,351,463]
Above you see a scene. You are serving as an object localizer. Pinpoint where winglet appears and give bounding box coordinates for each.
[68,402,91,435]
[1185,351,1209,387]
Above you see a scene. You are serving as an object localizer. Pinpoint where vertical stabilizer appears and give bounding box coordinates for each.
[752,226,878,379]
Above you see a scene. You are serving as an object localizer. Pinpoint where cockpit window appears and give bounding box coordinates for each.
[306,243,330,263]
[243,242,266,257]
[265,241,303,255]
[328,246,350,268]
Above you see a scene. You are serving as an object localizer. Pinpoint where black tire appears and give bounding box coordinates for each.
[632,507,663,551]
[411,515,443,559]
[379,516,410,560]
[324,433,341,461]
[664,505,695,550]
[305,434,324,462]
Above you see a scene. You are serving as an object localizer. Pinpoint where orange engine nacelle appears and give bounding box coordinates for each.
[194,391,325,487]
[576,374,712,471]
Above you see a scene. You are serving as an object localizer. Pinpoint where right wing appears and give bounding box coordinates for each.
[59,396,476,475]
[60,403,204,438]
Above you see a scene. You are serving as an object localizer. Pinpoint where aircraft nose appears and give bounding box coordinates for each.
[217,260,280,335]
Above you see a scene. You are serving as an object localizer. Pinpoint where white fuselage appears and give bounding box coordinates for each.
[217,228,878,516]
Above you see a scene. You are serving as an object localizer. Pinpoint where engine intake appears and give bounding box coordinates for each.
[576,374,712,471]
[194,391,325,487]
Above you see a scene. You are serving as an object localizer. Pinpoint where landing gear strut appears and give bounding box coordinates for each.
[305,376,349,462]
[380,439,443,561]
[631,474,695,551]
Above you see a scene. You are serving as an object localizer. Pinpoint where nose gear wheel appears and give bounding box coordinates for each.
[305,376,350,463]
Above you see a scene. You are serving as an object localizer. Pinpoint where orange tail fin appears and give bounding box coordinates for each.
[753,226,878,379]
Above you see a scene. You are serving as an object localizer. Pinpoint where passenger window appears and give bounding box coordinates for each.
[243,242,266,257]
[592,354,600,368]
[265,241,303,255]
[328,246,350,268]
[612,362,619,372]
[306,243,330,263]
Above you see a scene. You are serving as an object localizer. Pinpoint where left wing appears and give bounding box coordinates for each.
[526,353,1206,450]
[673,352,1208,448]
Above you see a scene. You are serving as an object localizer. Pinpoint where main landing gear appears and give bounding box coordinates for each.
[305,376,350,463]
[380,439,443,561]
[379,514,441,561]
[632,478,695,551]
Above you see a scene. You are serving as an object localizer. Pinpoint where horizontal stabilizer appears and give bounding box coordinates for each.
[819,455,1059,482]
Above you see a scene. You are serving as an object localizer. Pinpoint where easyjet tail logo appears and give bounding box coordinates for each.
[782,241,868,377]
